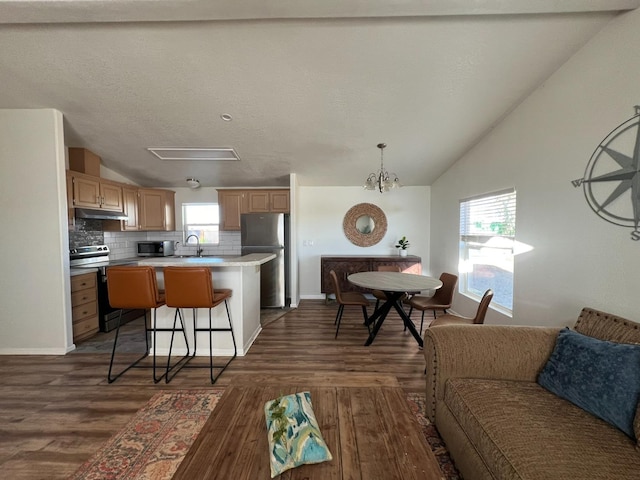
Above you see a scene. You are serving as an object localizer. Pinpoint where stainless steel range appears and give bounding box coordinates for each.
[70,245,144,332]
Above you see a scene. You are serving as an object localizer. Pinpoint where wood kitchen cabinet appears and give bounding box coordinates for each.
[247,191,269,212]
[103,186,175,232]
[218,189,248,231]
[320,255,422,296]
[163,190,176,231]
[139,188,175,231]
[120,186,139,231]
[218,188,290,230]
[70,272,99,343]
[247,190,290,213]
[270,190,290,212]
[69,171,123,212]
[66,171,74,227]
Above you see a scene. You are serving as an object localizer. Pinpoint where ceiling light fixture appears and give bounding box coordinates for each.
[186,178,200,189]
[363,143,402,193]
[220,114,233,121]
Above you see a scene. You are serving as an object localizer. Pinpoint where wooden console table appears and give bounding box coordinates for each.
[321,255,422,296]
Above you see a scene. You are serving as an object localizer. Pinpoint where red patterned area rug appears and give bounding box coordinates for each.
[70,389,223,480]
[406,392,462,480]
[70,389,458,480]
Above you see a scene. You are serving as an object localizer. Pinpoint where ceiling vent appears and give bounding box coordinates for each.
[147,147,240,161]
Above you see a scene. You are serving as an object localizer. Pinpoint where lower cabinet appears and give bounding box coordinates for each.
[320,255,422,295]
[70,272,99,343]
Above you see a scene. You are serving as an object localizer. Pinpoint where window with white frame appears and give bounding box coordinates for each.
[182,203,220,244]
[459,188,516,314]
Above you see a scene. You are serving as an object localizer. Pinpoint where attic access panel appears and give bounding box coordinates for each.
[147,147,240,161]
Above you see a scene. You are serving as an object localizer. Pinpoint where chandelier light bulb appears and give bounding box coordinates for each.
[363,143,401,193]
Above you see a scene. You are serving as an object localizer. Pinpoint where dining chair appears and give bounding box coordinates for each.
[429,289,494,327]
[372,265,402,311]
[406,272,458,335]
[329,270,370,338]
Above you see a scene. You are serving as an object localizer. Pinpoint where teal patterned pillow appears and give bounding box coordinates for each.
[537,328,640,439]
[264,392,332,477]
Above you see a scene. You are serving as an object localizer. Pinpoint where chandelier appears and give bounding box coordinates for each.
[363,143,401,193]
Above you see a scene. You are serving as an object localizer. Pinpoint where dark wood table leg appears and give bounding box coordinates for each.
[364,291,409,346]
[390,297,424,347]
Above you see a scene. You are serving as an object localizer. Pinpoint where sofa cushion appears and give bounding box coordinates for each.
[444,378,640,479]
[636,403,640,450]
[537,328,640,439]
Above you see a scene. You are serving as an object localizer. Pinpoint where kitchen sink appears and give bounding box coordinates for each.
[173,255,234,259]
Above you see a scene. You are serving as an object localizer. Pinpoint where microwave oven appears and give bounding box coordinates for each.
[137,241,175,257]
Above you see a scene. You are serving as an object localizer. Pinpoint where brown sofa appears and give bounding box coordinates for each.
[423,307,640,480]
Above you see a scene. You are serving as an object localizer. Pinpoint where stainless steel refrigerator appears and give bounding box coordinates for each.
[241,213,290,308]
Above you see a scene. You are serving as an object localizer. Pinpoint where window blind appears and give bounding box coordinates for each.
[460,188,516,240]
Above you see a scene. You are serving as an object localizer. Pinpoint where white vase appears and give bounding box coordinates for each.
[399,249,408,257]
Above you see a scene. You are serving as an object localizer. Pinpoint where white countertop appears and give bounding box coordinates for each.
[137,253,276,267]
[70,267,98,276]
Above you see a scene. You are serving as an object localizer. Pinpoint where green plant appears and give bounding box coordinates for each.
[395,236,410,250]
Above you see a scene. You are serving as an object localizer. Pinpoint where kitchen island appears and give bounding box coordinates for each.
[136,253,275,356]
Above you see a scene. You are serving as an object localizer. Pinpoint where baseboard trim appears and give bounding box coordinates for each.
[0,347,74,355]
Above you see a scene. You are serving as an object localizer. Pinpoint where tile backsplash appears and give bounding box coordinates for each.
[70,219,242,259]
[104,230,241,259]
[68,219,104,249]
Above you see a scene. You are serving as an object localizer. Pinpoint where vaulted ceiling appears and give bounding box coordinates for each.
[0,1,637,188]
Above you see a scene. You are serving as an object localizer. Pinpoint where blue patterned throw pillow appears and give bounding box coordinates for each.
[537,328,640,439]
[264,391,332,478]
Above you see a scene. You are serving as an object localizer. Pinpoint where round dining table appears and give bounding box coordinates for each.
[348,271,442,347]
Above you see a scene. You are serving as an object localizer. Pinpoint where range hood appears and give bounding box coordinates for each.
[75,208,128,221]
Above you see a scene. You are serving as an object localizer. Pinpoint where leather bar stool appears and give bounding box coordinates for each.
[163,267,237,384]
[106,266,190,384]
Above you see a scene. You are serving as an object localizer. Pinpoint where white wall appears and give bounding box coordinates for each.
[298,186,430,298]
[430,8,640,327]
[100,164,138,184]
[0,109,72,353]
[289,173,300,307]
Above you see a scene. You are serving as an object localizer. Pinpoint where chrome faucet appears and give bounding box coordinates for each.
[185,234,203,257]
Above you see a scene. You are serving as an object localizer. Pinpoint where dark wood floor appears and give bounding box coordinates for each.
[0,300,430,479]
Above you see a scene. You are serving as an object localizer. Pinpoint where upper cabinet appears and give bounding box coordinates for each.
[247,191,269,212]
[138,188,166,230]
[120,186,139,231]
[218,189,290,231]
[218,190,247,231]
[69,171,123,212]
[67,148,175,231]
[247,190,290,213]
[163,190,176,231]
[269,190,290,213]
[105,187,175,232]
[67,147,123,212]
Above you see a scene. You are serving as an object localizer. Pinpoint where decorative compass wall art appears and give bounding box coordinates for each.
[572,106,640,241]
